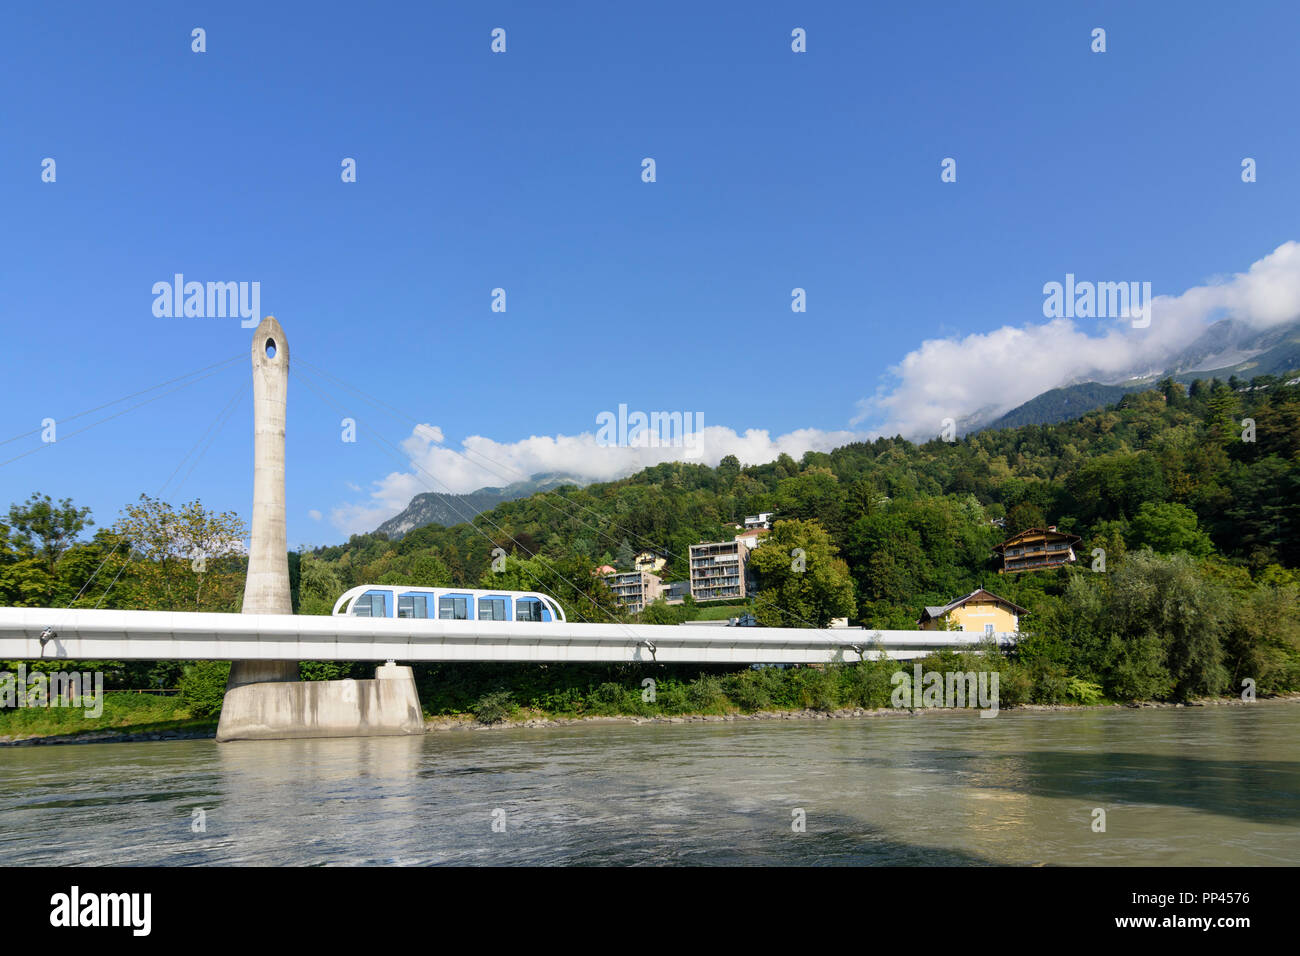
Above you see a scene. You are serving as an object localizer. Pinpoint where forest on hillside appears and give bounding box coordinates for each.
[4,372,1300,707]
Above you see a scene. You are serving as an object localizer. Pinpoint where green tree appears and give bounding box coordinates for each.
[7,493,92,571]
[1006,501,1045,533]
[1129,501,1214,557]
[298,552,344,615]
[750,519,855,627]
[112,495,247,611]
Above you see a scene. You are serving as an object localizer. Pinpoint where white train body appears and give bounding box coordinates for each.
[330,585,568,623]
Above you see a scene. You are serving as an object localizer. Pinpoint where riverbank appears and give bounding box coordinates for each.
[425,691,1300,732]
[6,691,1297,746]
[0,691,216,746]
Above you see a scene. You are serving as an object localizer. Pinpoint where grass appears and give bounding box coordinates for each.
[690,604,750,621]
[0,692,216,741]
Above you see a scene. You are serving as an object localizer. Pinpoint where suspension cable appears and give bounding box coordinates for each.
[58,377,247,617]
[0,355,244,469]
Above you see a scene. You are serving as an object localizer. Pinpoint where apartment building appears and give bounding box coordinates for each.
[689,539,749,602]
[603,570,663,613]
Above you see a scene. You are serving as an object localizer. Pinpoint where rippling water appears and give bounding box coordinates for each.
[2,705,1296,865]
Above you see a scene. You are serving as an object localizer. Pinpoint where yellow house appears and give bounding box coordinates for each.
[916,589,1025,634]
[633,549,668,574]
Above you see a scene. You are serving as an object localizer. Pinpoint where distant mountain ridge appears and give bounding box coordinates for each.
[376,472,589,539]
[983,317,1300,431]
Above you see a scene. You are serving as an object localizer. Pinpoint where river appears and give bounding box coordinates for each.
[2,704,1296,865]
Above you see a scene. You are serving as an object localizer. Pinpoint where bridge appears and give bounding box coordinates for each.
[0,606,1014,665]
[4,315,1013,740]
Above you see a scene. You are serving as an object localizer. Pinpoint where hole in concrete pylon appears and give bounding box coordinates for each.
[265,338,277,358]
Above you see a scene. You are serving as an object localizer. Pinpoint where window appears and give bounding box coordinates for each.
[517,598,543,622]
[479,597,508,621]
[438,596,469,620]
[984,624,995,635]
[398,594,429,619]
[351,591,389,618]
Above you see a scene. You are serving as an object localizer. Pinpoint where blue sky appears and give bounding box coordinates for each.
[2,1,1298,547]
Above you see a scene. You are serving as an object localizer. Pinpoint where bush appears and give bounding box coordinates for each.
[656,681,691,714]
[685,674,726,712]
[723,672,772,712]
[299,661,366,681]
[177,661,230,718]
[472,690,515,724]
[840,661,897,709]
[789,666,839,711]
[587,681,631,715]
[993,662,1033,707]
[1105,633,1172,701]
[1064,677,1104,705]
[1029,661,1073,705]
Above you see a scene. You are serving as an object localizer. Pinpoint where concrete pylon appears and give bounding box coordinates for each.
[226,316,298,692]
[242,316,294,619]
[216,316,424,742]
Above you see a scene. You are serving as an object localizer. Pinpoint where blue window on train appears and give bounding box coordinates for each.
[516,598,543,622]
[478,596,511,621]
[398,593,429,619]
[351,590,391,618]
[438,595,471,620]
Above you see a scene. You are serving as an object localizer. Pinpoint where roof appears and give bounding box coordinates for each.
[994,526,1082,552]
[916,588,1028,624]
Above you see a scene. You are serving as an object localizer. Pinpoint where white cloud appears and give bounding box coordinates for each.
[853,240,1300,439]
[326,242,1300,538]
[308,509,322,521]
[327,423,866,536]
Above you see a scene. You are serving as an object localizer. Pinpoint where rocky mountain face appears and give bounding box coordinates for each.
[983,318,1300,431]
[376,473,589,539]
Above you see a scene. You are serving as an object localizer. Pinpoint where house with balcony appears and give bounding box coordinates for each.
[689,539,749,602]
[994,526,1081,573]
[603,570,664,614]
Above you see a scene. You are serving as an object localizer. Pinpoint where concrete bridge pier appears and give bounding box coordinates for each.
[215,316,424,742]
[217,662,424,741]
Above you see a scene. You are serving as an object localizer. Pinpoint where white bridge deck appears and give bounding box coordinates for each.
[0,607,1015,665]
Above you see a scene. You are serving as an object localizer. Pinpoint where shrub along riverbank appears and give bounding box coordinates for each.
[2,641,1288,743]
[0,691,215,742]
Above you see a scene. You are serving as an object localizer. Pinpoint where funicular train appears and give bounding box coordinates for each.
[331,585,568,623]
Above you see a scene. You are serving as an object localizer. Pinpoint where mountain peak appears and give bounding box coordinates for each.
[375,473,589,539]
